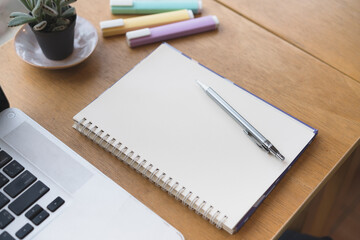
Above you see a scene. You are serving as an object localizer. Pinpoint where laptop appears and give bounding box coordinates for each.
[0,86,184,240]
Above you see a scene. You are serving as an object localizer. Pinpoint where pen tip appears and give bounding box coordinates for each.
[276,153,285,161]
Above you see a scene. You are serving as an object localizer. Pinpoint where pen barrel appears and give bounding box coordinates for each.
[206,87,267,144]
[127,16,219,47]
[111,0,202,14]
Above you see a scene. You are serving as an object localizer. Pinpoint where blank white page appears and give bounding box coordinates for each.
[74,44,316,233]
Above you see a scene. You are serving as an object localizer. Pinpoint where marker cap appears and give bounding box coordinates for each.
[212,16,219,28]
[187,10,194,19]
[198,0,203,14]
[110,0,133,6]
[126,28,151,41]
[100,19,125,29]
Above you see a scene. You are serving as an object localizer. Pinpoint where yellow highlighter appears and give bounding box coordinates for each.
[100,9,194,37]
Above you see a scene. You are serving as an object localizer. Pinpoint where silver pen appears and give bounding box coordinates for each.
[197,80,285,161]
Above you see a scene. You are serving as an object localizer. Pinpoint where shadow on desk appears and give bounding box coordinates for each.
[282,140,360,240]
[279,230,331,240]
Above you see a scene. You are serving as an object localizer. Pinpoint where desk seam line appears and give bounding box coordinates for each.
[214,0,359,84]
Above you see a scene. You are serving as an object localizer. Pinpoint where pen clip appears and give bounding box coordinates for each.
[243,129,268,152]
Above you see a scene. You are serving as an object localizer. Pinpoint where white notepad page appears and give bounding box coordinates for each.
[73,44,316,233]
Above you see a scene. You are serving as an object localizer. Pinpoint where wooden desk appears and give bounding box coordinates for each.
[216,0,360,82]
[0,0,359,239]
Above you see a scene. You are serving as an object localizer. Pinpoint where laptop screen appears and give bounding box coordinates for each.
[0,86,10,112]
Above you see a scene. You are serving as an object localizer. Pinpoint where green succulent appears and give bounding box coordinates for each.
[8,0,77,32]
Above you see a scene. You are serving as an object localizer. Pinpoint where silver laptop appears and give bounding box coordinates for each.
[0,87,184,240]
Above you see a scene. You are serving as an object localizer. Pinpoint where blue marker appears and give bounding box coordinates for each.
[110,0,202,14]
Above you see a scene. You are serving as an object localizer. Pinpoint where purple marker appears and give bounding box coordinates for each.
[126,15,219,47]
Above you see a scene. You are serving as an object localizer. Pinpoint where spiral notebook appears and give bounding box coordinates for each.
[73,43,317,234]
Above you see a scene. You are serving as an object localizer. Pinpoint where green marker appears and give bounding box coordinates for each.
[111,0,202,14]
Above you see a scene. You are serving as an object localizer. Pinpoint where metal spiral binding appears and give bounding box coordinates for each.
[210,211,220,225]
[76,118,86,132]
[203,205,214,219]
[117,146,128,159]
[168,182,179,195]
[109,141,118,153]
[143,164,153,176]
[123,151,134,164]
[189,196,199,210]
[136,159,147,172]
[175,187,185,200]
[98,134,109,147]
[74,118,228,230]
[132,156,142,168]
[91,129,102,141]
[87,126,97,138]
[216,215,228,229]
[162,177,172,191]
[196,201,206,215]
[105,138,116,152]
[149,168,159,182]
[125,152,134,165]
[155,173,166,186]
[114,145,123,158]
[182,191,192,205]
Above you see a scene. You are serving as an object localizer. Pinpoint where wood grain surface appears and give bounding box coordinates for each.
[0,0,359,239]
[216,0,360,82]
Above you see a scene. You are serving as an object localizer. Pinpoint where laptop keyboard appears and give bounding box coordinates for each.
[0,150,65,239]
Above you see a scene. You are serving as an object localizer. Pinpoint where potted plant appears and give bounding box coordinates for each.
[8,0,77,60]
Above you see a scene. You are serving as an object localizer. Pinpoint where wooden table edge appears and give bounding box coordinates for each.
[273,137,360,239]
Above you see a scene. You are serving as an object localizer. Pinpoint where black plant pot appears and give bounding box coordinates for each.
[30,15,77,61]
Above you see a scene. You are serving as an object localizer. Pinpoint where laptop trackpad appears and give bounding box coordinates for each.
[3,122,92,194]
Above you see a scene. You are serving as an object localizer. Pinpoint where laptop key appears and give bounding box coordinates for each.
[0,192,10,209]
[0,231,15,240]
[31,209,49,226]
[8,181,50,216]
[26,204,50,225]
[0,209,14,229]
[3,160,24,178]
[0,173,9,188]
[16,223,34,239]
[25,204,43,220]
[0,151,12,168]
[4,170,37,198]
[47,196,65,212]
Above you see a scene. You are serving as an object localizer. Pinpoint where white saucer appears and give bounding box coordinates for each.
[14,16,98,69]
